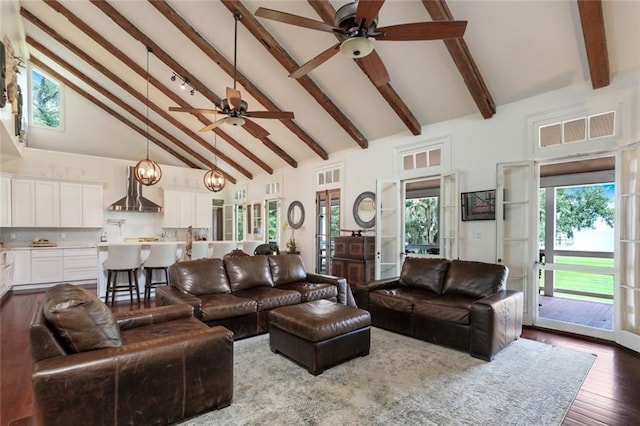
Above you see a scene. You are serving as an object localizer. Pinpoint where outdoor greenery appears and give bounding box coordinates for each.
[539,184,614,243]
[32,69,60,128]
[539,255,614,304]
[405,197,439,247]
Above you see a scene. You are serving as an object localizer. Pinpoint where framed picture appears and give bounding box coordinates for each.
[461,190,496,221]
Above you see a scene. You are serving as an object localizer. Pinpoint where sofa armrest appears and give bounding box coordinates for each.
[354,278,401,309]
[33,326,234,425]
[155,286,203,316]
[469,290,524,361]
[307,273,356,306]
[115,304,195,331]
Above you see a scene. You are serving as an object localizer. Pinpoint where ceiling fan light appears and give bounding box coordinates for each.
[340,36,374,58]
[204,168,226,192]
[227,116,246,126]
[134,158,162,186]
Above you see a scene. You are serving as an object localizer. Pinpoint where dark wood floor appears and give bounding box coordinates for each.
[539,295,614,330]
[2,288,639,426]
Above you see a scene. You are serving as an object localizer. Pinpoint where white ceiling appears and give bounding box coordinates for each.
[11,0,640,182]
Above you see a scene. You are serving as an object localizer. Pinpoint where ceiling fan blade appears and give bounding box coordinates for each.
[169,106,220,115]
[357,51,390,87]
[355,0,385,28]
[289,43,341,79]
[242,118,271,139]
[255,7,345,34]
[199,117,228,132]
[226,87,242,110]
[245,111,295,120]
[376,21,467,41]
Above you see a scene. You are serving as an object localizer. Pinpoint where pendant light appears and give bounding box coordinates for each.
[134,46,162,186]
[203,132,225,192]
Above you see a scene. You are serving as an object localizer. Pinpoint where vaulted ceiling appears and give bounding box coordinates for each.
[10,1,640,183]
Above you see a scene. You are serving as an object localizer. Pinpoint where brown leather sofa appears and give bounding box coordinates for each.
[30,284,234,426]
[156,254,356,339]
[355,257,523,361]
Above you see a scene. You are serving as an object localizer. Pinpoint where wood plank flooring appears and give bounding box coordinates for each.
[538,295,614,330]
[1,288,639,426]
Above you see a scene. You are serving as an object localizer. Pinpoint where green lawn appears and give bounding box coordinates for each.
[539,255,614,304]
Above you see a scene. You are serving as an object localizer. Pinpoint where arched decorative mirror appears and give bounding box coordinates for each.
[353,191,376,229]
[287,201,305,229]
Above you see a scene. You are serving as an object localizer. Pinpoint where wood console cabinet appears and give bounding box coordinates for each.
[332,236,375,286]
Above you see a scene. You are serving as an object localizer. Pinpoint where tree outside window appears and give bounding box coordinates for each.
[31,68,61,128]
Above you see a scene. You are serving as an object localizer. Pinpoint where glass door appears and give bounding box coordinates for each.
[403,177,440,258]
[376,180,401,279]
[316,189,340,274]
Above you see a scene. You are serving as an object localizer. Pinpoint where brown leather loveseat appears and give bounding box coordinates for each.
[30,284,234,426]
[156,254,355,339]
[356,257,523,361]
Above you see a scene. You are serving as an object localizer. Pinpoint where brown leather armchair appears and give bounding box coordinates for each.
[30,284,233,426]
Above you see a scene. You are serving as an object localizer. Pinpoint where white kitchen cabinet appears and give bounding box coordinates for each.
[11,178,61,227]
[31,249,64,284]
[35,180,61,227]
[12,249,31,285]
[82,184,104,227]
[0,251,13,297]
[60,183,104,228]
[0,175,12,227]
[60,182,83,227]
[163,189,209,229]
[195,192,213,229]
[63,248,98,281]
[11,179,36,227]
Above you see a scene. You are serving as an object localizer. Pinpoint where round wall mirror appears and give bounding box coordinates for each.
[353,191,376,229]
[287,201,305,229]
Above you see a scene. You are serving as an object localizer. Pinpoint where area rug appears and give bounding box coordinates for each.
[180,328,595,426]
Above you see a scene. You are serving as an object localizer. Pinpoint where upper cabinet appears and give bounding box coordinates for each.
[8,176,103,228]
[60,182,104,228]
[163,189,212,229]
[0,175,12,227]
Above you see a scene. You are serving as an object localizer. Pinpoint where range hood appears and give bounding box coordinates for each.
[107,167,163,213]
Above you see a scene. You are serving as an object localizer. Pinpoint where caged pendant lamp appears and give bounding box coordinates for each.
[203,132,225,192]
[134,46,162,186]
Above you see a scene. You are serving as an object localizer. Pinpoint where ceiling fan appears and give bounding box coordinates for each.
[255,0,467,87]
[169,11,294,135]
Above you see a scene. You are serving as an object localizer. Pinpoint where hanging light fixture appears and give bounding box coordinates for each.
[203,132,225,192]
[134,46,162,186]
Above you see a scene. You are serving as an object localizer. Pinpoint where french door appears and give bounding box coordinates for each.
[316,189,340,274]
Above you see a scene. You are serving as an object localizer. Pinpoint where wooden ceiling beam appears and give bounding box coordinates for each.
[30,57,202,173]
[150,0,329,161]
[220,0,369,149]
[577,0,610,89]
[23,7,248,180]
[421,0,496,119]
[42,0,269,175]
[88,0,297,169]
[27,37,237,184]
[308,1,422,136]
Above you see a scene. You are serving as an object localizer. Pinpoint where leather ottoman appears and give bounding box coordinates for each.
[269,299,371,375]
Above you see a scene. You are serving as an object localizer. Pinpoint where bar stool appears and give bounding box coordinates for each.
[190,241,210,260]
[210,241,236,259]
[103,244,142,306]
[142,243,179,301]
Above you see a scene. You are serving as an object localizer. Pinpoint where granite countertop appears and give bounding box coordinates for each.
[6,242,99,250]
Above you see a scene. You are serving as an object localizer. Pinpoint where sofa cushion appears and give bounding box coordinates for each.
[225,256,275,292]
[443,260,508,298]
[120,317,207,345]
[413,294,477,325]
[233,287,301,311]
[42,284,122,353]
[197,293,258,321]
[369,287,440,313]
[170,258,231,296]
[399,257,450,294]
[268,254,307,285]
[277,282,338,302]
